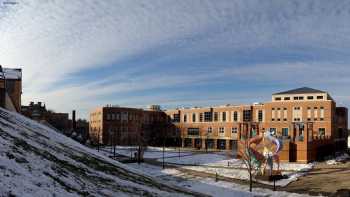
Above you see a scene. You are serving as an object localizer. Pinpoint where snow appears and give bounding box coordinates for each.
[326,153,350,165]
[1,68,22,80]
[0,108,196,197]
[100,146,193,159]
[156,153,314,187]
[127,163,310,197]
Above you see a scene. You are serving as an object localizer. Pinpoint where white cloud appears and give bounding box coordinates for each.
[1,0,350,118]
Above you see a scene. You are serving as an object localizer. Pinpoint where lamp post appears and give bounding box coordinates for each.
[162,124,166,169]
[97,128,100,152]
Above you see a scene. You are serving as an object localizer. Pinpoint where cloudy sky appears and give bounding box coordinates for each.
[1,0,350,119]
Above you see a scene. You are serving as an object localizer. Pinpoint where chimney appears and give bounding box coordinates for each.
[72,110,76,131]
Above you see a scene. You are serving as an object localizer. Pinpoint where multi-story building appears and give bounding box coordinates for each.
[165,87,348,163]
[89,105,177,146]
[0,66,22,112]
[21,102,70,133]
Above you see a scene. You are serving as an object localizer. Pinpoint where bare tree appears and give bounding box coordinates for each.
[239,138,256,192]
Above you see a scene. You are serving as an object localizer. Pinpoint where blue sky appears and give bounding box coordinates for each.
[1,0,350,119]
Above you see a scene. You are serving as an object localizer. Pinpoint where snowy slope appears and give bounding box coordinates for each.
[0,108,201,197]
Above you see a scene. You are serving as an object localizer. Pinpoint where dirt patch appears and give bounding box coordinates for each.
[283,161,350,196]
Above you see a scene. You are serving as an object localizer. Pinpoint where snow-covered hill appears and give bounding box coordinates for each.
[0,108,201,197]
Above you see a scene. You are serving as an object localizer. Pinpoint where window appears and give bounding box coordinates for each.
[299,96,304,100]
[232,127,238,133]
[204,112,212,122]
[188,128,199,136]
[207,127,212,133]
[307,96,314,100]
[318,128,325,137]
[320,107,324,120]
[243,110,252,122]
[192,113,196,122]
[317,96,324,100]
[258,110,263,122]
[294,97,299,100]
[106,114,111,120]
[270,128,277,136]
[199,113,203,122]
[284,97,290,101]
[282,128,289,136]
[222,112,226,122]
[219,127,225,133]
[173,114,180,122]
[214,112,218,121]
[233,111,238,122]
[184,114,187,122]
[275,97,281,101]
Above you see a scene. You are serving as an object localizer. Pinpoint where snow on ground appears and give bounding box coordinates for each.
[326,153,350,165]
[128,163,310,197]
[100,146,194,159]
[0,108,199,197]
[157,153,314,187]
[100,146,314,187]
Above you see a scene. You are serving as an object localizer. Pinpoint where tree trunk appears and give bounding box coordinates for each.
[249,167,252,192]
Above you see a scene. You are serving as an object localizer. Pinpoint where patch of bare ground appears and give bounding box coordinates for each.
[283,161,350,196]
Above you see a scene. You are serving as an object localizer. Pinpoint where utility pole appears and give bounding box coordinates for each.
[113,129,116,158]
[97,129,100,152]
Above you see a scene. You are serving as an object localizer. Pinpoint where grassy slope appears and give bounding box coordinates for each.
[0,108,205,197]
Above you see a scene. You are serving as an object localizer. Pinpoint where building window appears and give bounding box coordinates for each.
[270,128,277,136]
[233,111,238,121]
[299,96,304,100]
[320,107,324,120]
[219,127,225,133]
[106,114,111,120]
[317,96,324,100]
[199,113,203,122]
[243,110,251,122]
[222,112,226,122]
[319,128,325,137]
[207,127,212,133]
[188,128,199,136]
[173,114,180,122]
[282,128,289,137]
[258,110,263,122]
[307,96,314,100]
[204,112,212,122]
[192,113,196,122]
[284,97,290,101]
[184,114,187,122]
[294,97,299,100]
[214,112,218,121]
[275,97,281,101]
[232,127,238,133]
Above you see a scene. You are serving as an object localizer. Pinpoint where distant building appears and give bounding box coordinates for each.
[165,87,348,163]
[89,106,177,146]
[21,102,70,133]
[0,66,22,112]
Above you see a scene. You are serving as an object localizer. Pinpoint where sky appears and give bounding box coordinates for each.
[0,0,350,120]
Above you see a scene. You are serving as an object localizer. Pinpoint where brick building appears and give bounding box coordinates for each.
[165,87,348,163]
[89,105,177,146]
[21,102,70,133]
[0,66,22,112]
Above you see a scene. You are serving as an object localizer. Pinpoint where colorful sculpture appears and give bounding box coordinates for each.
[247,130,283,176]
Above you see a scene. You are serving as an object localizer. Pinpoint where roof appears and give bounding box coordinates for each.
[273,87,326,95]
[0,67,22,80]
